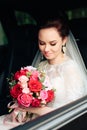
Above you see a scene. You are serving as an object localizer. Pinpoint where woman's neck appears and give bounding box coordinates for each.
[48,53,67,65]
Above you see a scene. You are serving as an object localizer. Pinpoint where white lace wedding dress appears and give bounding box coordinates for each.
[0,114,21,130]
[0,57,86,130]
[38,57,87,109]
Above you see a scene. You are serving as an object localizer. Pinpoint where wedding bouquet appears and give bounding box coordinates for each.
[6,66,55,123]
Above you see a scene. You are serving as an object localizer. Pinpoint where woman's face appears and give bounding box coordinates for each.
[38,27,67,62]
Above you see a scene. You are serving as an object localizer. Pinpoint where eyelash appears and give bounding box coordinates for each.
[39,42,57,46]
[51,43,57,46]
[39,42,44,45]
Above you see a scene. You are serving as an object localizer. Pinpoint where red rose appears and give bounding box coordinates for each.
[28,80,42,92]
[14,71,20,80]
[20,69,28,75]
[31,98,41,107]
[10,84,22,98]
[14,69,28,80]
[17,93,33,107]
[46,90,54,102]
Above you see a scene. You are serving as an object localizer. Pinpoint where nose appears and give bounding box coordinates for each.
[44,44,50,52]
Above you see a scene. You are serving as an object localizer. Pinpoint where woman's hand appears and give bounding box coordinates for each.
[19,106,54,116]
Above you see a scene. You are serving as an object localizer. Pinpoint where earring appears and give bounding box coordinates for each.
[62,44,66,54]
[40,52,44,61]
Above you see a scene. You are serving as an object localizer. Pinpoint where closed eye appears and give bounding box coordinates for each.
[50,43,57,46]
[38,40,57,46]
[38,41,45,45]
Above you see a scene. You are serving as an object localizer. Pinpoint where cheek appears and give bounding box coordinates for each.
[38,45,44,51]
[53,44,62,52]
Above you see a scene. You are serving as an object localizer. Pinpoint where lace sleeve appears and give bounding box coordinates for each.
[63,61,86,102]
[37,60,47,71]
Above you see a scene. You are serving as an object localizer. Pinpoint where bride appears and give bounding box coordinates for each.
[0,12,87,129]
[32,12,87,111]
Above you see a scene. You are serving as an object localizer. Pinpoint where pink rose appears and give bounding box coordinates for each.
[29,70,39,81]
[22,87,30,94]
[32,70,39,78]
[40,90,48,100]
[17,93,32,107]
[19,82,28,89]
[43,76,52,90]
[18,75,29,83]
[23,66,36,71]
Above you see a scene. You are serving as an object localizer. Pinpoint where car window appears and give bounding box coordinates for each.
[66,8,87,68]
[0,22,8,45]
[15,11,37,26]
[66,7,87,20]
[0,22,9,96]
[0,7,87,130]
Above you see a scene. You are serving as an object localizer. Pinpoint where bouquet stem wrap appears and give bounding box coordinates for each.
[3,101,31,125]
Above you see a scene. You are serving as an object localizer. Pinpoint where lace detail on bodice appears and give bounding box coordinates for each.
[38,58,86,109]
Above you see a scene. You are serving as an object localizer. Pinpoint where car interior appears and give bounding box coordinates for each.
[0,0,87,129]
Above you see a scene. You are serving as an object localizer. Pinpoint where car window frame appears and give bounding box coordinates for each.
[11,95,87,130]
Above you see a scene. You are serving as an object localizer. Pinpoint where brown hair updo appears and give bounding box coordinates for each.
[38,11,70,39]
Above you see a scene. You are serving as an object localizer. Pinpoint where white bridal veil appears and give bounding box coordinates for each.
[66,31,87,76]
[66,31,87,92]
[32,31,87,93]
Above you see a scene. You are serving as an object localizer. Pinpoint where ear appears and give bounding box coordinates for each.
[62,36,68,45]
